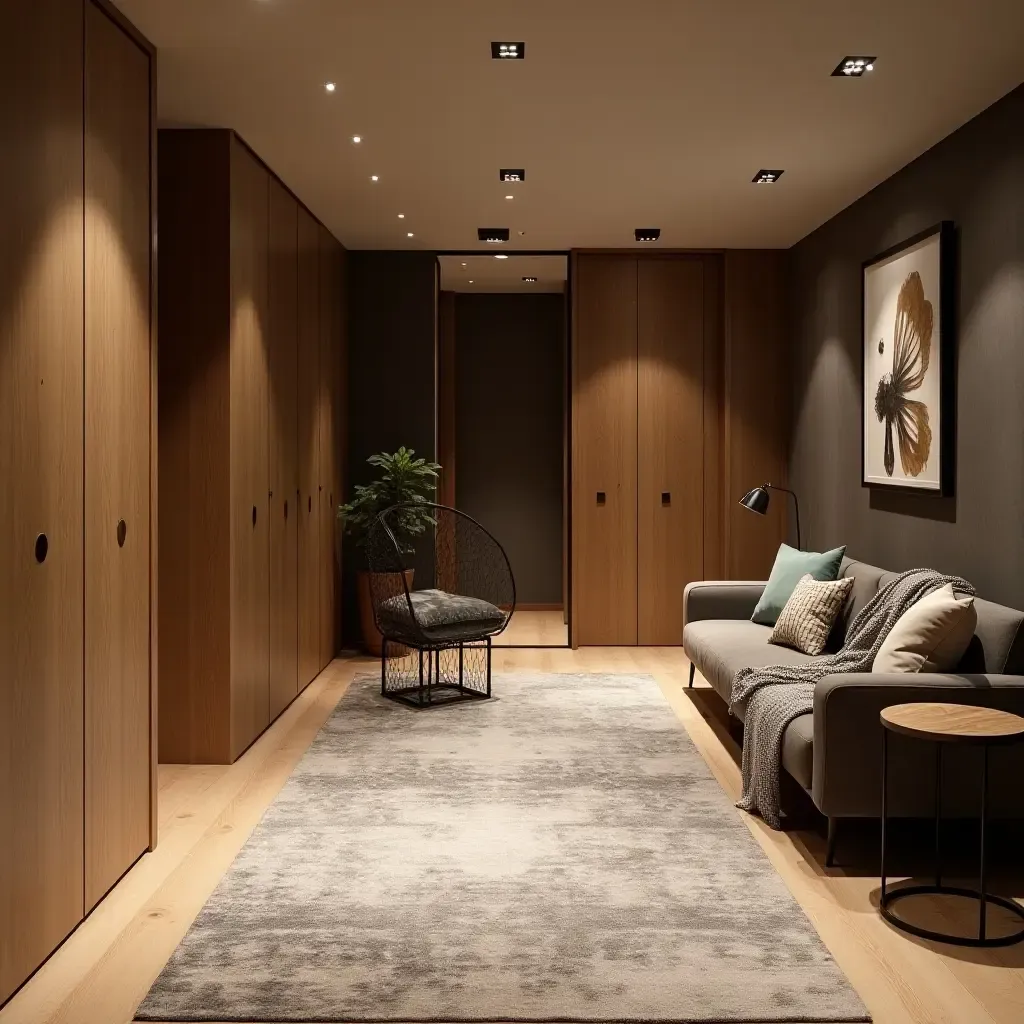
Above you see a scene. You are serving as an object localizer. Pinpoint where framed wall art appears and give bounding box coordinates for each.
[862,221,955,494]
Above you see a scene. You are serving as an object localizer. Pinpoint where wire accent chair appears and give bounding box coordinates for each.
[366,502,516,707]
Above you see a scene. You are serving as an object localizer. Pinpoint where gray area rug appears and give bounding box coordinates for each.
[137,672,869,1023]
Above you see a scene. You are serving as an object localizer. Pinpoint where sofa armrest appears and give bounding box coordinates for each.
[683,581,766,625]
[811,673,1024,817]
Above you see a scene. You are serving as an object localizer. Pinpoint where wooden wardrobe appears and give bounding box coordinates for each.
[158,130,345,765]
[0,0,155,1005]
[570,250,787,647]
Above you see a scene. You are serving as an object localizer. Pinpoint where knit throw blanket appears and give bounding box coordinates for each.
[729,568,975,830]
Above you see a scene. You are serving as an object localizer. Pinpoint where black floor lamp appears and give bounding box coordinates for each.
[739,483,802,551]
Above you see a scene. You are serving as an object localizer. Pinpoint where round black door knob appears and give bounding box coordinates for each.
[252,505,257,527]
[117,519,127,548]
[35,533,48,563]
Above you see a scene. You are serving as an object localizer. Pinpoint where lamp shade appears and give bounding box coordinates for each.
[739,486,770,515]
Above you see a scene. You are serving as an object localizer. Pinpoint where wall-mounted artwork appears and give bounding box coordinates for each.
[862,222,955,494]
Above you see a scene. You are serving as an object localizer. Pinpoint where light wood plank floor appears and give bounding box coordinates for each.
[2,648,1023,1024]
[494,609,568,647]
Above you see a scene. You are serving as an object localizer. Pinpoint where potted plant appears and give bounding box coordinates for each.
[338,447,441,655]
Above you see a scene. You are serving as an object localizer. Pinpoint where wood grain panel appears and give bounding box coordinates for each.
[268,179,298,718]
[701,256,725,580]
[317,225,337,670]
[637,258,704,645]
[571,255,638,646]
[84,0,152,910]
[296,206,320,687]
[228,139,270,758]
[0,0,85,1004]
[156,130,232,764]
[724,250,790,580]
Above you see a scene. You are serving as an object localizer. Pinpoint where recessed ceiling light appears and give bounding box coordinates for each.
[522,277,537,283]
[491,42,525,59]
[752,169,784,184]
[370,175,379,182]
[478,227,510,243]
[407,232,414,238]
[461,262,467,267]
[499,168,525,182]
[398,213,405,219]
[351,135,361,144]
[468,280,474,284]
[634,228,661,242]
[505,195,514,201]
[832,56,877,77]
[494,254,509,260]
[324,82,336,93]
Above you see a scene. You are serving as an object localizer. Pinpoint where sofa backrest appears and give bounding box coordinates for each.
[835,557,1024,674]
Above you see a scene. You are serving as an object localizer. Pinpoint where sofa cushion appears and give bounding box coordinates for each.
[751,543,846,626]
[682,619,818,712]
[771,574,855,656]
[781,713,814,791]
[873,583,978,673]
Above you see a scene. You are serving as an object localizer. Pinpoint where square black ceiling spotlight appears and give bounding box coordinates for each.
[491,42,525,59]
[499,168,525,182]
[832,56,876,77]
[634,228,661,242]
[752,169,784,184]
[478,227,510,243]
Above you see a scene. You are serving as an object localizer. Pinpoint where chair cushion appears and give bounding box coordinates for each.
[682,619,819,714]
[379,589,505,643]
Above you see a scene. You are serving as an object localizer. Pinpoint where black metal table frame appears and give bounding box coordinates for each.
[380,637,493,709]
[880,726,1024,947]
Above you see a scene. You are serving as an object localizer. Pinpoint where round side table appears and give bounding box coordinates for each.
[879,702,1024,947]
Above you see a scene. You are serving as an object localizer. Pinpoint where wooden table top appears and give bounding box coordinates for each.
[881,702,1024,744]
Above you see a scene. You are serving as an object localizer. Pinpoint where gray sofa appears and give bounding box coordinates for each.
[682,557,1024,861]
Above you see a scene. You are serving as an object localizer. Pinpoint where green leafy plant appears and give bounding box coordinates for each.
[337,447,441,555]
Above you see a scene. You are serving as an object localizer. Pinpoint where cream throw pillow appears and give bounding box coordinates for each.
[769,573,854,656]
[872,583,977,673]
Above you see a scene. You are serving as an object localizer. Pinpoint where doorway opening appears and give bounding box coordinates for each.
[436,253,570,648]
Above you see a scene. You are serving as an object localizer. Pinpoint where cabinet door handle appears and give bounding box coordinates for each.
[35,533,48,563]
[308,495,312,513]
[252,505,257,528]
[596,492,606,506]
[661,492,671,506]
[117,519,127,547]
[284,499,289,521]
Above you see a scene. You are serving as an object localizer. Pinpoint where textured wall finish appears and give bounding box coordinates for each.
[137,673,867,1023]
[790,84,1024,608]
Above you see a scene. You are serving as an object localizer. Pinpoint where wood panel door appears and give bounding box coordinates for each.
[571,255,638,646]
[228,141,270,758]
[296,206,320,687]
[268,179,298,718]
[0,0,85,1003]
[637,258,704,645]
[318,226,338,669]
[83,0,152,910]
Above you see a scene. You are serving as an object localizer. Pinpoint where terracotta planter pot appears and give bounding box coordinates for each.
[358,568,414,656]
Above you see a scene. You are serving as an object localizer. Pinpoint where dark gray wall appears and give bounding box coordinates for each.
[455,292,565,605]
[345,251,437,640]
[789,84,1024,607]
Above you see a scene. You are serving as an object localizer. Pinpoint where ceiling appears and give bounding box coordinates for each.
[116,0,1024,252]
[439,255,566,293]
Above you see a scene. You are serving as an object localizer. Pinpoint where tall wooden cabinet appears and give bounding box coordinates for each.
[158,130,345,765]
[1,0,155,1005]
[571,250,787,647]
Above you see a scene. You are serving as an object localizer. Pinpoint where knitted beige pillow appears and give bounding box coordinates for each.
[769,573,855,656]
[872,583,977,673]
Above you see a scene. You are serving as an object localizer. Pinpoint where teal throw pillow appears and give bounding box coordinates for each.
[751,544,847,627]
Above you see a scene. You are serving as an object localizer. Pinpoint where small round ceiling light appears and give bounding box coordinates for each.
[494,254,509,260]
[370,175,379,182]
[351,135,362,144]
[407,232,414,238]
[324,82,336,93]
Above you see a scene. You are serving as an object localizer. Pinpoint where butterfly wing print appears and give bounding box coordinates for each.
[874,271,934,477]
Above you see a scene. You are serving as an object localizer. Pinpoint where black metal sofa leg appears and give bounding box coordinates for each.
[688,663,695,688]
[826,816,839,868]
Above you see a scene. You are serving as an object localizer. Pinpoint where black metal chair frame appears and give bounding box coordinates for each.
[368,502,516,709]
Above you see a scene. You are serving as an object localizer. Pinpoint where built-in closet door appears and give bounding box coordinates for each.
[572,255,638,645]
[296,207,321,687]
[637,258,705,645]
[0,0,85,1003]
[84,0,152,909]
[268,179,299,717]
[229,141,271,757]
[318,226,337,669]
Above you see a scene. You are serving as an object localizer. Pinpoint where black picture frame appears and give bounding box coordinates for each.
[861,221,956,496]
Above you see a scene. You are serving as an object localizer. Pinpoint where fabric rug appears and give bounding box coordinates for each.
[137,672,869,1023]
